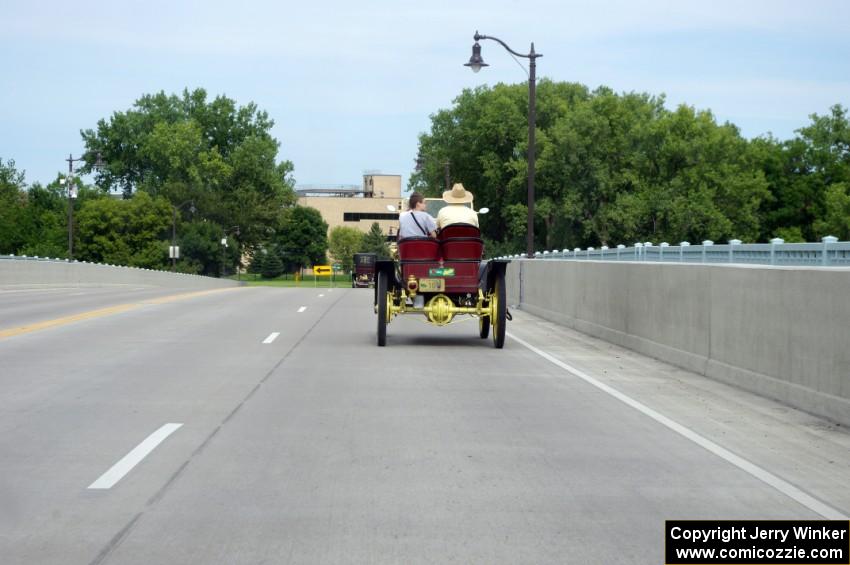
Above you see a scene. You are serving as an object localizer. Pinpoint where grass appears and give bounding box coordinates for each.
[239,273,354,288]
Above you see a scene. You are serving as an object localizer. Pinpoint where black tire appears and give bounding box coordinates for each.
[492,271,506,349]
[479,314,490,339]
[377,271,388,346]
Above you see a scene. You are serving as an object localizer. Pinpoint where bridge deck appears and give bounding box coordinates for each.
[1,287,847,563]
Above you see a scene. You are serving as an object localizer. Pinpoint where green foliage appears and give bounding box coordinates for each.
[175,220,236,276]
[813,183,850,240]
[248,248,265,274]
[360,222,390,259]
[328,226,364,273]
[75,191,172,268]
[18,182,71,258]
[773,226,806,243]
[414,83,850,250]
[0,158,29,254]
[81,88,297,258]
[759,105,850,241]
[261,249,284,278]
[272,206,328,271]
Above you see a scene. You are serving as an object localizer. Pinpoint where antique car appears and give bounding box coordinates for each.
[373,219,510,348]
[352,253,377,288]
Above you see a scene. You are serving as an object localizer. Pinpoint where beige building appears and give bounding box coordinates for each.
[296,174,403,239]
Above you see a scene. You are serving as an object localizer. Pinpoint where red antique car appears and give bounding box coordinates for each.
[373,221,510,348]
[352,253,377,288]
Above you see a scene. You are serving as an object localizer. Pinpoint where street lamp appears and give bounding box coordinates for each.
[170,200,196,271]
[414,151,451,194]
[465,31,542,258]
[221,225,240,278]
[63,151,104,260]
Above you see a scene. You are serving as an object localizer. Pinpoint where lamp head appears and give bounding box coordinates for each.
[464,41,488,73]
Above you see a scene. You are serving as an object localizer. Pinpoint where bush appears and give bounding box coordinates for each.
[261,251,284,278]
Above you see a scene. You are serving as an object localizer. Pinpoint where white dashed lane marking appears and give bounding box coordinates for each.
[88,423,183,490]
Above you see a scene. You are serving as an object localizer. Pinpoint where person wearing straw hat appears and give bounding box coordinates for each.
[436,183,479,230]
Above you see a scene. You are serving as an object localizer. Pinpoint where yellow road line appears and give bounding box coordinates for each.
[0,287,243,340]
[144,287,240,305]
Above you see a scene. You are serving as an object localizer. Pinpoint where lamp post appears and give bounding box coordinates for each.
[414,151,451,193]
[221,225,240,278]
[63,151,104,260]
[170,200,196,271]
[465,31,541,258]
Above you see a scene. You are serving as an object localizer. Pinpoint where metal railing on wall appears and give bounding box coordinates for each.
[0,254,221,278]
[496,236,850,267]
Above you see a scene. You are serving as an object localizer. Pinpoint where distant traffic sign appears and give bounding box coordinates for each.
[313,265,332,275]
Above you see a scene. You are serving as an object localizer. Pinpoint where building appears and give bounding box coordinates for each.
[296,173,402,239]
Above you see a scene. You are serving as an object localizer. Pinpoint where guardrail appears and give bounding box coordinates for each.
[1,255,76,262]
[497,236,850,267]
[0,254,238,288]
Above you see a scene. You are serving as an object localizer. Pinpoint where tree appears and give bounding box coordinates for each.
[18,181,72,258]
[415,81,774,250]
[813,183,850,240]
[75,191,172,268]
[273,206,328,272]
[328,226,364,273]
[175,220,236,276]
[360,222,390,259]
[261,249,284,278]
[0,158,28,254]
[248,248,265,275]
[80,88,297,259]
[757,105,850,242]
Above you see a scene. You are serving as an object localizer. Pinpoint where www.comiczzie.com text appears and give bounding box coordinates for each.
[665,520,849,564]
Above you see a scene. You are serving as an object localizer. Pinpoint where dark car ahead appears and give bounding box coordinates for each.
[353,253,377,288]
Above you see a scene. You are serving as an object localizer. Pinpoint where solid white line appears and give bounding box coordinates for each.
[88,423,183,490]
[318,294,325,297]
[506,332,848,520]
[297,306,307,313]
[262,332,280,344]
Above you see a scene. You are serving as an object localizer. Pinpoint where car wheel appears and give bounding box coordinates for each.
[492,271,506,349]
[479,314,490,339]
[377,271,388,346]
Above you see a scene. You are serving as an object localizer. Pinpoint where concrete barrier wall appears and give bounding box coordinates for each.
[507,260,850,427]
[0,260,239,290]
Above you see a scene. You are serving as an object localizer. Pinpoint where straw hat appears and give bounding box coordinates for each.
[442,183,473,204]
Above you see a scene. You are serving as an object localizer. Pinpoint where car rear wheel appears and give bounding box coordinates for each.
[376,271,388,346]
[491,271,506,349]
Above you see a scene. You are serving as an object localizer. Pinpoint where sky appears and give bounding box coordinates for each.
[2,0,849,191]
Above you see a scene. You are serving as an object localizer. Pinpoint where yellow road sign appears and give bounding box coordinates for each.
[313,265,332,275]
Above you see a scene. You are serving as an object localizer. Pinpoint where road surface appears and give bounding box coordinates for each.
[1,285,848,564]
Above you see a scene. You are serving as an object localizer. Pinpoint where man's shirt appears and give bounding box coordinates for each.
[398,210,437,239]
[436,205,478,229]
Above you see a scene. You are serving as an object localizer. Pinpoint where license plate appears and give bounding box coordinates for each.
[419,278,445,292]
[428,267,455,277]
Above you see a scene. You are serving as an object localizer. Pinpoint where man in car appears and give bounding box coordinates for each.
[437,183,478,229]
[398,192,437,239]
